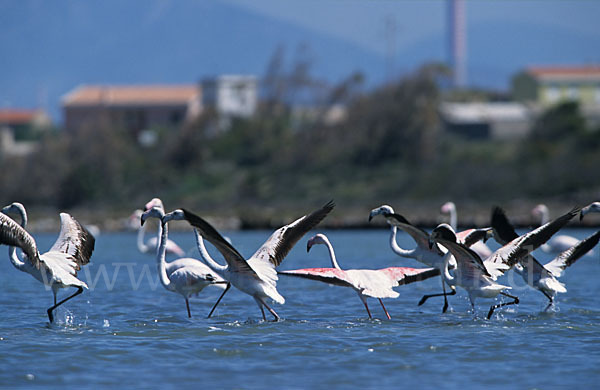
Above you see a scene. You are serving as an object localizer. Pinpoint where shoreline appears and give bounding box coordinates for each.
[15,202,599,233]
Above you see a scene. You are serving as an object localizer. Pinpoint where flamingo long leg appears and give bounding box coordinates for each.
[541,291,554,312]
[254,298,267,321]
[47,286,83,323]
[361,299,373,319]
[418,288,456,309]
[185,298,192,318]
[486,292,519,319]
[378,298,391,320]
[259,299,280,321]
[207,283,231,318]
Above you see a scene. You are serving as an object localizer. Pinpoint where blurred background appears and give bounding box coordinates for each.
[1,0,599,230]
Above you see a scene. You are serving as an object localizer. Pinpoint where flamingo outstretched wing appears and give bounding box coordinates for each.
[545,230,600,277]
[0,212,40,268]
[181,209,258,277]
[487,206,580,271]
[49,213,95,271]
[382,266,441,286]
[456,228,492,248]
[279,268,355,287]
[249,201,335,267]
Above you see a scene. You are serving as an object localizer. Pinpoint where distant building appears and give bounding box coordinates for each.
[62,84,202,134]
[512,65,600,107]
[0,109,51,156]
[439,102,532,139]
[201,75,257,131]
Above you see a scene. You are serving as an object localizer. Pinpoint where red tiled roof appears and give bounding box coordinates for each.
[0,109,39,124]
[62,85,200,106]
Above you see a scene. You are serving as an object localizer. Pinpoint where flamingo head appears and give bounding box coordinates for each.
[440,201,456,215]
[580,202,600,221]
[141,206,164,226]
[144,198,164,212]
[368,205,394,222]
[163,209,186,223]
[429,223,457,249]
[531,204,548,218]
[307,233,330,252]
[482,227,494,243]
[1,202,26,216]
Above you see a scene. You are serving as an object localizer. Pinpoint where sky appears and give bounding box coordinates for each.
[1,0,599,122]
[224,0,600,56]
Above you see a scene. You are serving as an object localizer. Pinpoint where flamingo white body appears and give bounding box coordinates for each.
[580,202,600,221]
[279,233,440,319]
[430,224,516,319]
[532,204,580,253]
[441,201,493,259]
[369,205,493,312]
[430,206,580,318]
[164,201,335,321]
[1,202,95,323]
[493,207,600,307]
[141,206,227,318]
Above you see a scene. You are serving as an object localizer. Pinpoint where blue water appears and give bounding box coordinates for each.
[1,228,599,389]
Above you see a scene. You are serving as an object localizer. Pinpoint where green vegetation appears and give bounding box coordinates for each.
[1,63,599,227]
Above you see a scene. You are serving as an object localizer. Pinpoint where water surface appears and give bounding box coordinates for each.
[1,228,598,388]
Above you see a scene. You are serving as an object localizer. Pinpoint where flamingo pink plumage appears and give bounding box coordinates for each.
[279,233,441,319]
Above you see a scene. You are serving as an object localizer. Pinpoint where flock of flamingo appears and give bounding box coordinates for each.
[0,198,599,323]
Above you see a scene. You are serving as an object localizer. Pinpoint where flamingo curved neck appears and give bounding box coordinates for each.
[321,239,341,269]
[7,206,27,269]
[538,208,549,225]
[448,207,457,231]
[137,222,150,252]
[389,226,416,258]
[442,252,455,283]
[156,221,172,289]
[9,245,27,269]
[193,229,227,274]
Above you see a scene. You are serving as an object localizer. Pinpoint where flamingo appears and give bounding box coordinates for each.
[492,206,600,309]
[163,201,335,321]
[140,206,228,318]
[580,202,600,221]
[430,206,580,319]
[441,201,492,258]
[369,205,466,313]
[131,198,185,257]
[279,233,441,319]
[532,204,579,253]
[0,202,95,323]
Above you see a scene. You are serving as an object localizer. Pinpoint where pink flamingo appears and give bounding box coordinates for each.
[279,233,440,320]
[131,198,186,257]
